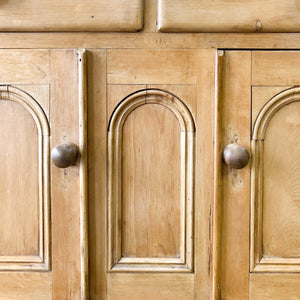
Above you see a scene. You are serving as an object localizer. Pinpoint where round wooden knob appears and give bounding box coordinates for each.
[223,143,250,169]
[51,142,79,168]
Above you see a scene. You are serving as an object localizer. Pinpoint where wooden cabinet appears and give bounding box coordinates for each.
[1,2,300,299]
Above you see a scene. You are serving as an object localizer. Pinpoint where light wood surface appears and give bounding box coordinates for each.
[107,49,197,85]
[0,49,83,298]
[107,89,194,272]
[3,32,300,50]
[250,274,300,299]
[50,50,81,299]
[107,274,194,300]
[252,51,300,85]
[263,101,300,258]
[0,0,143,31]
[122,103,181,258]
[220,51,252,299]
[0,50,49,84]
[0,85,50,271]
[87,50,107,300]
[158,0,300,32]
[0,99,39,256]
[86,48,214,298]
[0,273,52,300]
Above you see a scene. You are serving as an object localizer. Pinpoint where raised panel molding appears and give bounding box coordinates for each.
[0,85,50,271]
[108,89,195,272]
[251,87,300,273]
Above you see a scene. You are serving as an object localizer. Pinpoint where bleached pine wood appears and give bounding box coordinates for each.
[0,273,52,300]
[0,50,49,84]
[78,49,89,300]
[193,49,217,300]
[50,50,81,299]
[252,51,300,85]
[158,0,300,32]
[250,274,300,299]
[0,0,143,31]
[107,89,194,272]
[220,51,252,299]
[0,49,83,299]
[251,86,300,273]
[107,49,197,85]
[87,50,107,300]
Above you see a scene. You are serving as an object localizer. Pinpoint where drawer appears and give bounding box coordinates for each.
[0,0,143,31]
[158,0,300,32]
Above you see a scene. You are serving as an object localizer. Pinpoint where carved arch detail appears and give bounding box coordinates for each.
[108,89,195,272]
[0,85,50,271]
[251,87,300,273]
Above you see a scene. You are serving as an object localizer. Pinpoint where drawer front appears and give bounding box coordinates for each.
[0,0,143,31]
[158,0,300,32]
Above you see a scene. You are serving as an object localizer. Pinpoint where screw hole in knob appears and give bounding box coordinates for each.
[223,143,250,169]
[51,142,79,168]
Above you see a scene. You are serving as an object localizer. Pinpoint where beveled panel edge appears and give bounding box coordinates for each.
[0,85,50,271]
[107,88,195,272]
[250,87,300,273]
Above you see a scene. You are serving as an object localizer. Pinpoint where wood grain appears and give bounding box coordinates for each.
[0,50,49,84]
[0,85,50,271]
[250,274,300,299]
[0,99,38,256]
[253,51,300,85]
[193,49,217,300]
[50,50,81,299]
[107,49,197,85]
[107,274,194,300]
[0,0,143,31]
[220,51,251,299]
[252,86,291,130]
[108,89,194,272]
[3,33,300,50]
[251,86,300,273]
[122,103,181,258]
[263,102,300,258]
[0,273,52,300]
[158,0,300,32]
[87,50,107,300]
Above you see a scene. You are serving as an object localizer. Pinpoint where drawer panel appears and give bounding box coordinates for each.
[158,0,300,32]
[0,0,143,31]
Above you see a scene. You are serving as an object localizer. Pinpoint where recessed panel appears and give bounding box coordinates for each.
[108,89,194,272]
[251,87,300,272]
[122,104,181,258]
[0,85,50,271]
[263,102,300,258]
[0,0,143,31]
[158,0,300,32]
[0,100,39,256]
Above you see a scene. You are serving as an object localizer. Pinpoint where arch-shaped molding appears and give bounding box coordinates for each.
[108,88,195,133]
[108,89,195,272]
[251,86,300,273]
[0,85,50,271]
[253,87,300,140]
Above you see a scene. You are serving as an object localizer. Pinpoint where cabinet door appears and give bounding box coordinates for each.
[219,51,300,299]
[0,49,85,299]
[88,49,217,299]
